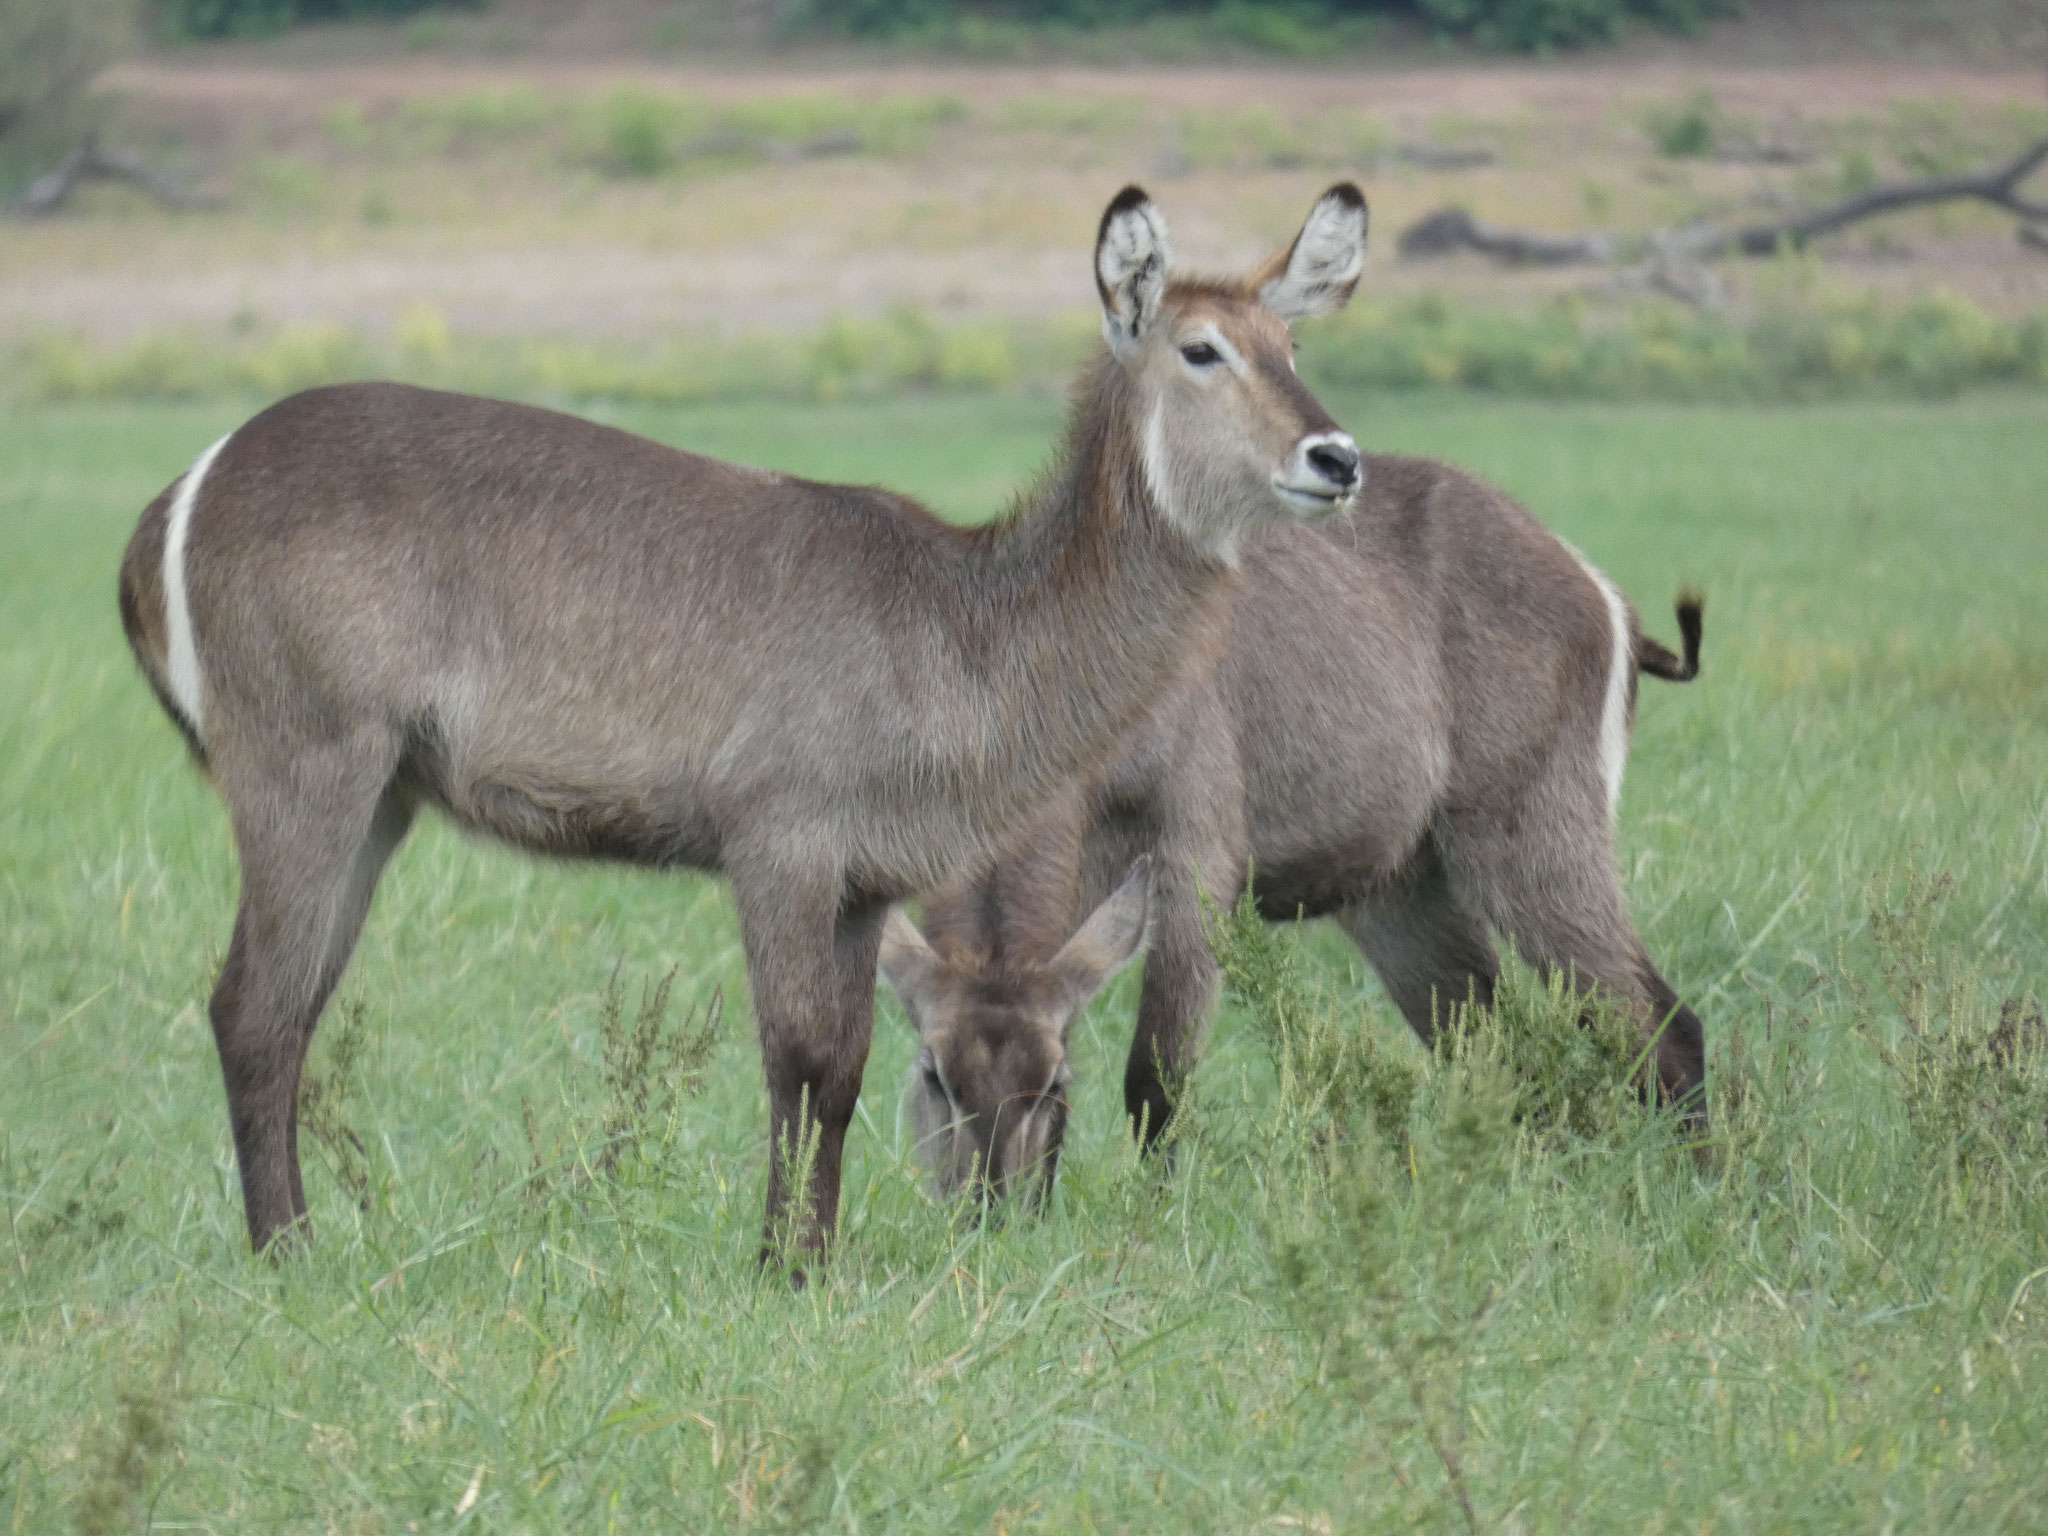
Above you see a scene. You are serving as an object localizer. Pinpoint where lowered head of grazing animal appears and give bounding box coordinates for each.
[881,859,1151,1205]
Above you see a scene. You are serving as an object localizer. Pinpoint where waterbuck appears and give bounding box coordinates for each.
[116,182,1372,1258]
[881,454,1706,1201]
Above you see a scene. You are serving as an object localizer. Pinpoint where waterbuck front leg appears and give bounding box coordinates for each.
[1119,804,1244,1154]
[1123,898,1217,1153]
[732,861,883,1269]
[208,729,411,1254]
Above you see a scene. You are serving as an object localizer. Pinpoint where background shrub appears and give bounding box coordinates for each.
[153,0,472,41]
[797,0,1740,50]
[0,0,137,178]
[128,0,1749,51]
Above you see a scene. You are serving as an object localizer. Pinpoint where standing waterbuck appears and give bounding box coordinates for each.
[117,183,1372,1258]
[882,454,1706,1202]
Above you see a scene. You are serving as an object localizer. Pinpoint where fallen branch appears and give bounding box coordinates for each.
[11,131,214,217]
[1397,133,2048,294]
[1397,206,1614,266]
[1714,134,2048,256]
[1383,141,1496,171]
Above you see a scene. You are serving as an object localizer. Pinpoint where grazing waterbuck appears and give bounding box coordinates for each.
[882,454,1706,1201]
[117,183,1372,1259]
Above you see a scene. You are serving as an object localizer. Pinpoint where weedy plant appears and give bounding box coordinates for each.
[1856,864,2048,1185]
[1643,88,1720,159]
[2,1140,129,1272]
[514,968,722,1215]
[73,1329,185,1536]
[296,995,372,1209]
[1206,886,1420,1160]
[594,967,722,1179]
[1209,885,1674,1529]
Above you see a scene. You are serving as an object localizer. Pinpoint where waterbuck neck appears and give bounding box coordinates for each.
[931,353,1239,826]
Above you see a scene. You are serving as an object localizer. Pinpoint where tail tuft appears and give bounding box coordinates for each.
[1638,588,1703,683]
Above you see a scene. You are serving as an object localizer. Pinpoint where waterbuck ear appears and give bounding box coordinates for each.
[1256,182,1368,322]
[878,907,939,1026]
[1095,186,1172,357]
[1048,856,1152,1030]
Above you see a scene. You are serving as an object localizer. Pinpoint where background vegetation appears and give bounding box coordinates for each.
[800,0,1740,52]
[0,0,134,176]
[153,0,464,41]
[4,388,2046,1529]
[13,275,2046,409]
[139,0,1745,51]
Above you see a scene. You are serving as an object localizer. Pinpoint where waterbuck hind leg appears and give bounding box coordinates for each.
[209,735,411,1254]
[1639,960,1708,1138]
[736,867,882,1273]
[1336,850,1500,1048]
[1444,815,1708,1133]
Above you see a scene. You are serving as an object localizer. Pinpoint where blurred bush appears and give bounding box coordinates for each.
[152,0,473,41]
[1300,286,2048,401]
[796,0,1739,50]
[102,0,1745,52]
[1643,89,1720,157]
[15,287,2048,410]
[1415,0,1736,49]
[0,0,138,177]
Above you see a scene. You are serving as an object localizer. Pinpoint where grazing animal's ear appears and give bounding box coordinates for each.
[878,907,940,1027]
[1095,186,1172,357]
[1255,182,1368,322]
[1048,856,1152,1030]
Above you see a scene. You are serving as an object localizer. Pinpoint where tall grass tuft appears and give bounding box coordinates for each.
[1858,864,2048,1185]
[594,968,722,1179]
[1209,890,1662,1530]
[297,995,373,1209]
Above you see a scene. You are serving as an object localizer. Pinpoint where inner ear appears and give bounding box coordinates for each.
[1094,185,1172,356]
[1047,856,1152,1027]
[878,907,938,1023]
[1256,182,1368,323]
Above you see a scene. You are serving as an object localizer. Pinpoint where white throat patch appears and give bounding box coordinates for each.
[1140,400,1237,567]
[1140,399,1178,532]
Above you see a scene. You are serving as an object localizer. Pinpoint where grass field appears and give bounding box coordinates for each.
[4,387,2048,1531]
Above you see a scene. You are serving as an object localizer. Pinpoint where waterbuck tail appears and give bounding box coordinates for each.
[1636,588,1703,684]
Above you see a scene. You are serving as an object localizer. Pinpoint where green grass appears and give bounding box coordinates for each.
[4,390,2048,1531]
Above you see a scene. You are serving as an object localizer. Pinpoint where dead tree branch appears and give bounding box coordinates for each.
[1397,206,1614,266]
[1397,133,2048,296]
[11,131,214,217]
[1713,134,2048,256]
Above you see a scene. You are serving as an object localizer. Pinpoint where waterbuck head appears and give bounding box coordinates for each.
[1095,181,1369,561]
[880,859,1151,1205]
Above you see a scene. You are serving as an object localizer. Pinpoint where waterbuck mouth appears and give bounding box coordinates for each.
[1273,480,1355,517]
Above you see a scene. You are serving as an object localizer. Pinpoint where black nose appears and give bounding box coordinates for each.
[1306,439,1360,489]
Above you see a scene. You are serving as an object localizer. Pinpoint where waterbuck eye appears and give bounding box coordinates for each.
[1179,341,1222,368]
